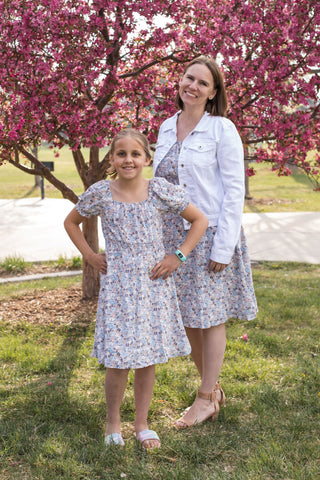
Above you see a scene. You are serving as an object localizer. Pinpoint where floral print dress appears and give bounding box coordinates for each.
[155,142,258,328]
[75,177,191,369]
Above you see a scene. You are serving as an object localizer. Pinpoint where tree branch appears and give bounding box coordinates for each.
[119,53,185,79]
[13,145,79,203]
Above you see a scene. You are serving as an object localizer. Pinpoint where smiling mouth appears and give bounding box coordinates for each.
[184,91,197,98]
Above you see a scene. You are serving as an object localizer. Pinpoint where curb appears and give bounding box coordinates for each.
[0,270,83,284]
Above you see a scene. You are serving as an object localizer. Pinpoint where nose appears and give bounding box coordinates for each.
[123,155,134,163]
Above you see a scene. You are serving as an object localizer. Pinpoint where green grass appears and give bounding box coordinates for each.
[0,262,319,479]
[1,148,319,211]
[0,255,27,274]
[245,163,320,212]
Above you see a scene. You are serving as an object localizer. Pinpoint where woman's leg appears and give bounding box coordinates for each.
[185,327,204,377]
[174,323,226,428]
[105,367,129,436]
[134,365,160,449]
[200,323,226,399]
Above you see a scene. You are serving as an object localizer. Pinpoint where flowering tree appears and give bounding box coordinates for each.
[0,0,319,297]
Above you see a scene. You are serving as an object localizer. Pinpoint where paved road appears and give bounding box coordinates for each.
[1,198,320,264]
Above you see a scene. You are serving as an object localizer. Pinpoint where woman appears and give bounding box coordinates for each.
[153,56,258,428]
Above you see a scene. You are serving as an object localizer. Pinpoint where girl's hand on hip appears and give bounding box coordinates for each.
[150,254,182,280]
[209,260,228,273]
[88,252,107,274]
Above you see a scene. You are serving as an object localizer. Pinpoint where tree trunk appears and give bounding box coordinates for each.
[244,158,252,199]
[81,215,100,299]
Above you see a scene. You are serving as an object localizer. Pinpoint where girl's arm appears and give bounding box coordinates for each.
[64,208,107,274]
[150,203,208,280]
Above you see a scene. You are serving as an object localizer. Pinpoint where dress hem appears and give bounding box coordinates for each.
[91,349,191,369]
[183,311,258,328]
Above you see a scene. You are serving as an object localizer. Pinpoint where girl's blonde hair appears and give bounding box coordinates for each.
[106,128,152,179]
[176,56,228,117]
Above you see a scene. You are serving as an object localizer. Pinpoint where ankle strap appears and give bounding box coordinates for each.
[197,390,217,402]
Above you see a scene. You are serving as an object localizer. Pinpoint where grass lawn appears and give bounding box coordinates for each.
[245,163,320,213]
[1,149,320,212]
[0,262,319,480]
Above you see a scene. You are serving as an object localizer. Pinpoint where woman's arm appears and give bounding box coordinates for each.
[64,208,107,274]
[210,120,245,267]
[209,259,228,273]
[150,203,208,280]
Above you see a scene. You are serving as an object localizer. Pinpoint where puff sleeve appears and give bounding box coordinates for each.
[75,180,109,217]
[151,177,189,214]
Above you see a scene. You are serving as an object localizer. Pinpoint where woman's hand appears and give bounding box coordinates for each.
[209,260,228,273]
[87,252,107,274]
[150,254,182,280]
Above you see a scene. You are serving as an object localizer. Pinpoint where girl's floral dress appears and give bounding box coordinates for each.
[76,177,191,369]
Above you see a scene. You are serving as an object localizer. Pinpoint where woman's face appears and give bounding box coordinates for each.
[179,63,216,110]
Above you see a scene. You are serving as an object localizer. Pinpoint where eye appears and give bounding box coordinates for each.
[132,151,141,157]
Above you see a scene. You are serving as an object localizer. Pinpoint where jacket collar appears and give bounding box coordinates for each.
[162,111,211,133]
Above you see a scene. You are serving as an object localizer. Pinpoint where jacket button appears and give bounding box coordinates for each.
[181,164,184,167]
[183,183,187,187]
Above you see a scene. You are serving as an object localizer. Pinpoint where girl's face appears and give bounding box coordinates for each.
[109,136,151,180]
[179,63,216,110]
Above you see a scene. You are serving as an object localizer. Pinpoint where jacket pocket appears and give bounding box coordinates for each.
[188,142,217,167]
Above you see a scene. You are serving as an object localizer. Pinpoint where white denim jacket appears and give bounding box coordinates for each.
[153,112,245,264]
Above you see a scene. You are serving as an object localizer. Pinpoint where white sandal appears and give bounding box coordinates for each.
[104,432,125,446]
[136,429,161,450]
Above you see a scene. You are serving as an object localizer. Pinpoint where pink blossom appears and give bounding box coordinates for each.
[0,0,319,195]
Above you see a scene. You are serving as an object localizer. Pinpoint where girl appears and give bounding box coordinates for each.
[64,128,208,449]
[154,56,258,428]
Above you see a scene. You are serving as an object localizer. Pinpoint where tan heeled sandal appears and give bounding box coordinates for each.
[215,381,226,407]
[181,381,226,415]
[174,389,220,429]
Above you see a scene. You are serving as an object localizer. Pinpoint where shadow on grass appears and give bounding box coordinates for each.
[0,315,113,478]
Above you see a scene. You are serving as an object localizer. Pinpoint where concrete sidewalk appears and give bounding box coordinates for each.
[0,198,320,264]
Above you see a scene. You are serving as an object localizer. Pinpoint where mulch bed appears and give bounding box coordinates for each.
[0,284,97,326]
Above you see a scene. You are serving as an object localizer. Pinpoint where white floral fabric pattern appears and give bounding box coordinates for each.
[75,177,191,368]
[155,142,258,327]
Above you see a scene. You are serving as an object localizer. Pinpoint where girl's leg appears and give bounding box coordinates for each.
[134,365,160,449]
[175,323,226,428]
[105,367,129,436]
[185,327,204,377]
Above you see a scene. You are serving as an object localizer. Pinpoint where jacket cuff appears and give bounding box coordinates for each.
[210,248,232,265]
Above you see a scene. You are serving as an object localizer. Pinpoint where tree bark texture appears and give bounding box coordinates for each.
[81,215,100,299]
